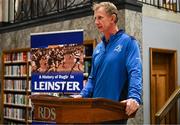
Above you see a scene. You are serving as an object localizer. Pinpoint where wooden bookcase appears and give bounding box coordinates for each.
[1,40,96,124]
[1,48,32,124]
[83,40,96,79]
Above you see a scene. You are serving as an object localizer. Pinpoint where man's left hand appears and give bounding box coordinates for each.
[121,99,139,116]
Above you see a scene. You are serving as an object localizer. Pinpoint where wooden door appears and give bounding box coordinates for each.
[150,48,177,124]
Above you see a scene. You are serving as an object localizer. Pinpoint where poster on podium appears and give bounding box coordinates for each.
[30,30,84,95]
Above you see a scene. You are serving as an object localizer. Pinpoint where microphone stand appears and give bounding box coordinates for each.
[59,60,78,98]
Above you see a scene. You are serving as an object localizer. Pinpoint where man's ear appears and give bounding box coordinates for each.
[111,14,116,23]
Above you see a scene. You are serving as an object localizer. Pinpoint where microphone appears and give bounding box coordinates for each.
[59,58,79,98]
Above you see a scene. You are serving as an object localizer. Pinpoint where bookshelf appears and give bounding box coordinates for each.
[83,40,96,83]
[1,48,32,124]
[1,40,96,124]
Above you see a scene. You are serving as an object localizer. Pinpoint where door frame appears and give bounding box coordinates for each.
[150,48,178,124]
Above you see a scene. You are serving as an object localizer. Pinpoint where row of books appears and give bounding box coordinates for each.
[4,52,30,62]
[28,52,31,61]
[4,80,31,91]
[4,107,26,120]
[84,60,91,75]
[84,44,93,56]
[29,65,32,76]
[5,65,27,76]
[4,94,31,106]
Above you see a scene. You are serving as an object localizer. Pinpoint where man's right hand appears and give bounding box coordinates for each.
[120,98,139,116]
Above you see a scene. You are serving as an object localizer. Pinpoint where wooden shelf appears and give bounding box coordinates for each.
[4,117,26,123]
[84,56,92,59]
[4,103,30,108]
[4,89,26,93]
[4,61,27,65]
[4,75,28,79]
[1,48,32,124]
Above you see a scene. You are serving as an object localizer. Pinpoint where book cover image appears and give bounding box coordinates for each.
[31,30,84,94]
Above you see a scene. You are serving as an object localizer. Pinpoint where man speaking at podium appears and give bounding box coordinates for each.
[73,2,142,124]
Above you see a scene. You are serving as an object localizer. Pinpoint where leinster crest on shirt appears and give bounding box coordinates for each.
[114,45,122,53]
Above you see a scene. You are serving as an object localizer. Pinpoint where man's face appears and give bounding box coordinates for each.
[94,7,113,33]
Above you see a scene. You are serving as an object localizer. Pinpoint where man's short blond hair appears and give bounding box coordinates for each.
[93,2,118,23]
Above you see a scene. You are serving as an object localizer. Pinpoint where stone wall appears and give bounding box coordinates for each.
[0,9,143,125]
[0,0,2,22]
[125,10,142,43]
[124,9,143,125]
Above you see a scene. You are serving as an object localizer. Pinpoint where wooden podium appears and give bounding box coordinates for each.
[30,94,135,124]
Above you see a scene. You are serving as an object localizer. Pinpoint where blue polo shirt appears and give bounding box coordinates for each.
[80,30,142,104]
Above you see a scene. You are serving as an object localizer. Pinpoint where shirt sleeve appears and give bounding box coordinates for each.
[126,37,142,104]
[80,55,95,97]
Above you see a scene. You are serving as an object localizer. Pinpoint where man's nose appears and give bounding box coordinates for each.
[95,19,99,25]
